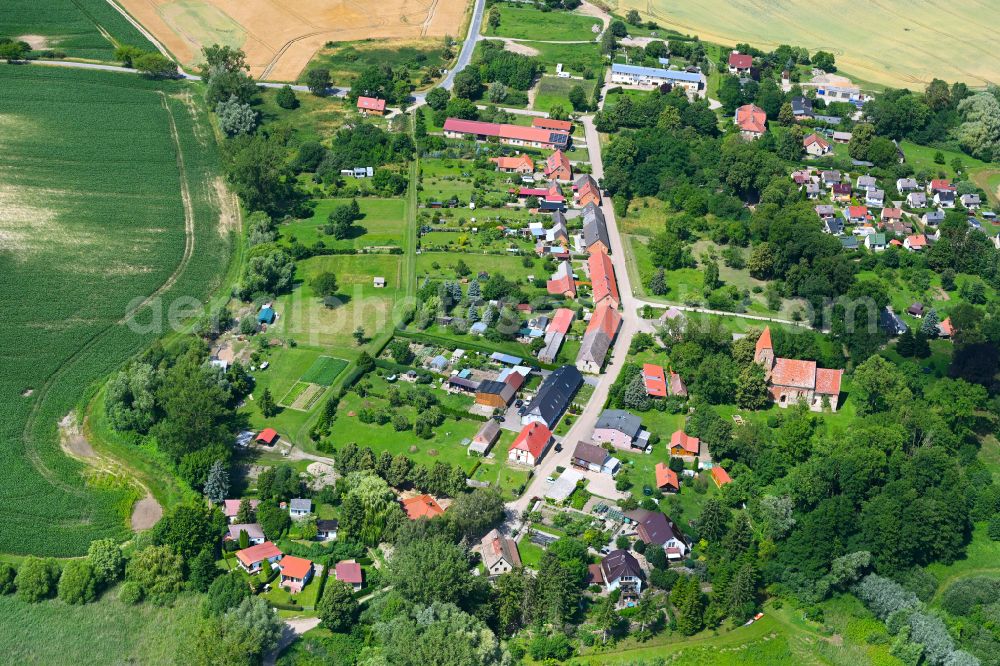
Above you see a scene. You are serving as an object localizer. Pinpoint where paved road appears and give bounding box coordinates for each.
[440,0,488,91]
[506,114,641,521]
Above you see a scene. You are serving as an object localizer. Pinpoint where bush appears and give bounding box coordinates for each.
[14,556,60,603]
[58,560,98,605]
[0,563,15,595]
[119,581,144,605]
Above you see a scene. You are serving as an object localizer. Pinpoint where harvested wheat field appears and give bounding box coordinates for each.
[118,0,469,81]
[615,0,1000,87]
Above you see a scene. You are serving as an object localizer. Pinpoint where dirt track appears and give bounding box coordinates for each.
[117,0,470,81]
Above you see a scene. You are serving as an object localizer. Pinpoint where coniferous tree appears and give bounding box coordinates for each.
[204,460,229,504]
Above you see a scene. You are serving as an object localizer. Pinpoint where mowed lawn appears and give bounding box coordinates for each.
[244,346,342,438]
[616,0,1000,87]
[532,75,582,112]
[1,0,154,61]
[283,198,407,250]
[270,253,404,349]
[0,66,230,556]
[417,251,541,283]
[485,5,602,41]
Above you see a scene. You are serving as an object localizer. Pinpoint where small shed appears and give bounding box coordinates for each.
[257,307,275,324]
[373,276,386,288]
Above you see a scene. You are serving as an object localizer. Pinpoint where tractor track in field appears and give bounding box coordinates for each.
[20,93,197,506]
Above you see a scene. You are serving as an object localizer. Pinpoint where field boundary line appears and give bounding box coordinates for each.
[103,0,173,60]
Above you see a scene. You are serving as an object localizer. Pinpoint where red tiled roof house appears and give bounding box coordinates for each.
[335,560,364,591]
[356,96,386,116]
[642,364,668,397]
[544,149,573,182]
[655,463,679,493]
[755,326,843,411]
[236,541,283,575]
[491,154,535,174]
[279,555,314,592]
[669,430,699,457]
[508,422,552,466]
[735,104,767,139]
[402,494,445,520]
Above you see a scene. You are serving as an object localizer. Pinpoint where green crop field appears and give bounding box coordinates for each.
[613,0,1000,87]
[0,66,231,556]
[1,0,154,61]
[485,5,602,41]
[300,356,349,386]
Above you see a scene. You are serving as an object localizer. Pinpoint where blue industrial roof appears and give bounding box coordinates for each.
[610,63,703,83]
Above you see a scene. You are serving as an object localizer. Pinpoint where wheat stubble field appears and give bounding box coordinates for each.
[616,0,1000,87]
[117,0,470,81]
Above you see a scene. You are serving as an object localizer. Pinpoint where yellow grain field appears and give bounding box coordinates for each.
[614,0,1000,87]
[118,0,469,81]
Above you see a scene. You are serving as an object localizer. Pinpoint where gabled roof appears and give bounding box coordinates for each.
[601,549,644,583]
[547,308,575,335]
[596,409,642,438]
[670,430,699,454]
[257,428,279,444]
[881,207,903,219]
[575,174,601,204]
[236,541,282,567]
[356,96,386,111]
[755,326,773,355]
[847,205,869,218]
[582,203,610,250]
[473,420,500,446]
[547,260,576,296]
[544,149,571,176]
[668,372,687,397]
[711,466,732,487]
[578,302,621,366]
[573,441,608,466]
[227,523,265,541]
[803,133,830,150]
[533,117,573,132]
[930,178,954,191]
[493,154,534,171]
[642,363,667,397]
[316,519,339,532]
[280,555,313,579]
[815,368,843,396]
[289,498,312,512]
[402,494,445,520]
[588,251,619,306]
[610,62,704,83]
[443,119,568,147]
[510,422,552,459]
[735,104,767,134]
[905,233,927,248]
[481,528,521,569]
[335,560,363,584]
[523,365,583,425]
[223,498,259,518]
[728,53,752,69]
[625,509,686,547]
[655,463,679,490]
[771,358,817,389]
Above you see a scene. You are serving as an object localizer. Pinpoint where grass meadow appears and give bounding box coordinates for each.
[486,5,602,41]
[0,66,231,556]
[1,0,154,61]
[0,590,202,665]
[616,0,1000,87]
[303,39,450,88]
[532,75,581,112]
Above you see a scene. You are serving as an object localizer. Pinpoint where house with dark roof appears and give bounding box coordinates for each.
[790,96,813,118]
[227,523,266,546]
[475,373,522,409]
[520,365,582,427]
[831,183,852,202]
[923,210,946,226]
[907,192,927,208]
[880,307,908,336]
[824,218,844,235]
[935,190,956,208]
[624,509,690,559]
[582,203,610,253]
[508,422,553,466]
[600,549,645,602]
[316,520,339,541]
[571,441,610,472]
[755,326,843,411]
[593,409,647,451]
[481,529,521,576]
[576,302,621,374]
